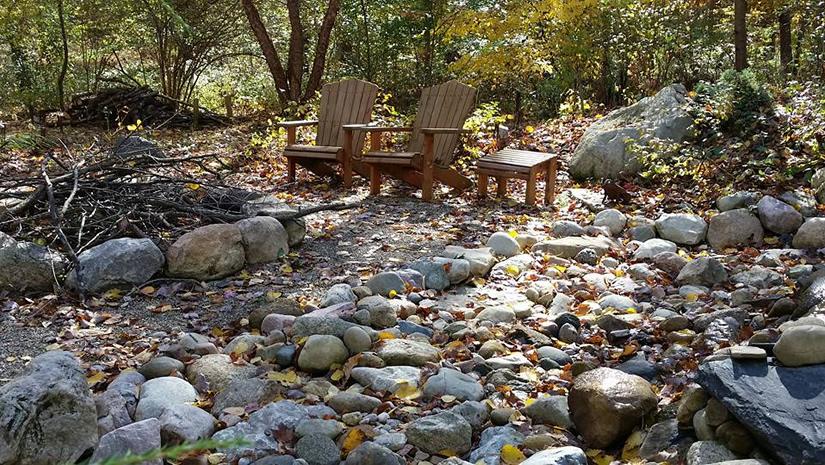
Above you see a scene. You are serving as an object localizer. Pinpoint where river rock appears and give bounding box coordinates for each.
[406,411,473,455]
[655,213,708,245]
[0,232,67,293]
[676,257,727,286]
[166,224,246,280]
[298,335,349,373]
[593,209,627,236]
[569,84,692,179]
[467,426,524,464]
[442,246,496,277]
[792,218,825,249]
[422,368,484,401]
[66,237,164,293]
[321,283,357,307]
[773,324,825,366]
[757,196,803,234]
[0,351,97,465]
[377,339,439,366]
[568,367,657,448]
[716,191,760,211]
[158,403,216,443]
[707,209,764,250]
[212,400,310,461]
[487,232,521,257]
[345,441,404,465]
[135,376,198,420]
[633,238,677,260]
[90,418,162,465]
[186,354,256,393]
[686,441,737,465]
[522,395,572,428]
[521,446,588,465]
[295,433,340,465]
[697,357,825,464]
[350,366,421,393]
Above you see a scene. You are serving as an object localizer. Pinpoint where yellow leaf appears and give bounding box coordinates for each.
[508,229,519,238]
[185,182,201,191]
[388,289,398,298]
[266,290,283,300]
[281,264,294,273]
[504,265,521,277]
[330,369,344,381]
[267,370,299,385]
[86,371,105,386]
[525,125,535,133]
[586,449,616,465]
[126,124,137,131]
[341,427,367,455]
[621,430,644,460]
[614,269,626,278]
[102,288,123,300]
[438,449,458,457]
[500,444,526,465]
[394,381,421,400]
[685,293,698,302]
[211,327,224,337]
[625,307,637,314]
[377,331,396,340]
[523,398,536,407]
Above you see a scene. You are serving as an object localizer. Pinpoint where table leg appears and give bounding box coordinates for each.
[496,177,507,198]
[526,168,537,205]
[545,158,558,205]
[478,173,488,199]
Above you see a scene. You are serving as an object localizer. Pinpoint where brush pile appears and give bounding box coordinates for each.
[67,87,228,129]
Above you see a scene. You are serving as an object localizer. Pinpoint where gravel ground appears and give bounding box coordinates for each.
[0,179,553,382]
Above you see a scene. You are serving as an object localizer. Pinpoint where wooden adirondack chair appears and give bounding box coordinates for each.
[344,80,476,201]
[279,79,379,186]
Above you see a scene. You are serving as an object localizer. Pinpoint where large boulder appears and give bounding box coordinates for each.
[568,367,657,448]
[570,84,693,179]
[0,232,67,293]
[66,238,164,293]
[0,351,98,465]
[757,196,803,234]
[676,257,728,286]
[655,213,707,245]
[406,411,473,455]
[773,325,825,367]
[707,209,764,250]
[792,218,825,250]
[166,224,246,280]
[698,358,825,465]
[236,216,289,264]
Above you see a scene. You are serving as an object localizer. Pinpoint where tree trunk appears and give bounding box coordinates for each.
[303,0,341,100]
[239,0,289,105]
[734,0,748,70]
[57,0,69,110]
[778,8,794,76]
[286,0,304,102]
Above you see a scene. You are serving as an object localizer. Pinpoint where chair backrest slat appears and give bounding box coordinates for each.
[316,79,380,157]
[408,81,476,167]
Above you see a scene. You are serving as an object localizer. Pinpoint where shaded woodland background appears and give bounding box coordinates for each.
[1,0,824,122]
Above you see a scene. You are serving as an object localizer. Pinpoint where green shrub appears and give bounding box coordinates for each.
[694,69,773,132]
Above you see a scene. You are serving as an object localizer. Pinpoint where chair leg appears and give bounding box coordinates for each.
[370,165,381,196]
[496,177,507,198]
[422,165,434,202]
[545,158,558,205]
[287,158,296,182]
[342,158,352,188]
[526,168,537,205]
[478,173,488,199]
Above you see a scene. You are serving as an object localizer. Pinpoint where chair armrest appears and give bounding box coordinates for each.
[276,120,318,128]
[343,124,414,133]
[420,127,472,134]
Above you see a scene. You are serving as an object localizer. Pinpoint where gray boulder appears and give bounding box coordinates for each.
[67,238,164,293]
[406,411,472,455]
[320,283,357,307]
[134,376,198,421]
[633,238,677,260]
[531,236,619,259]
[0,351,97,465]
[166,224,246,280]
[158,404,216,444]
[655,213,707,245]
[0,232,67,293]
[698,358,825,465]
[297,335,349,373]
[212,400,310,461]
[792,218,825,250]
[716,191,760,211]
[593,209,627,236]
[422,368,484,401]
[757,196,803,234]
[707,209,764,250]
[521,446,588,465]
[442,246,496,277]
[236,216,289,264]
[570,84,693,179]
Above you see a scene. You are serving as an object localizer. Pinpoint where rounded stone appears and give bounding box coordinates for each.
[343,326,372,354]
[297,335,349,373]
[294,433,341,465]
[774,325,825,367]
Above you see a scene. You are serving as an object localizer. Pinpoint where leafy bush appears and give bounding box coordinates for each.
[694,69,773,132]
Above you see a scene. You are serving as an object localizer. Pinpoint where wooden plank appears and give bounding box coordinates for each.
[477,168,531,180]
[422,133,434,201]
[545,157,558,205]
[433,166,472,190]
[478,172,489,199]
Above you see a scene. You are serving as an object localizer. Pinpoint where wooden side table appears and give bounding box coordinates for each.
[476,148,559,205]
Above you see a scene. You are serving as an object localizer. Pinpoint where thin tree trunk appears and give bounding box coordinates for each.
[734,0,748,70]
[239,0,289,105]
[57,0,69,110]
[778,8,794,76]
[359,0,373,81]
[304,0,341,100]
